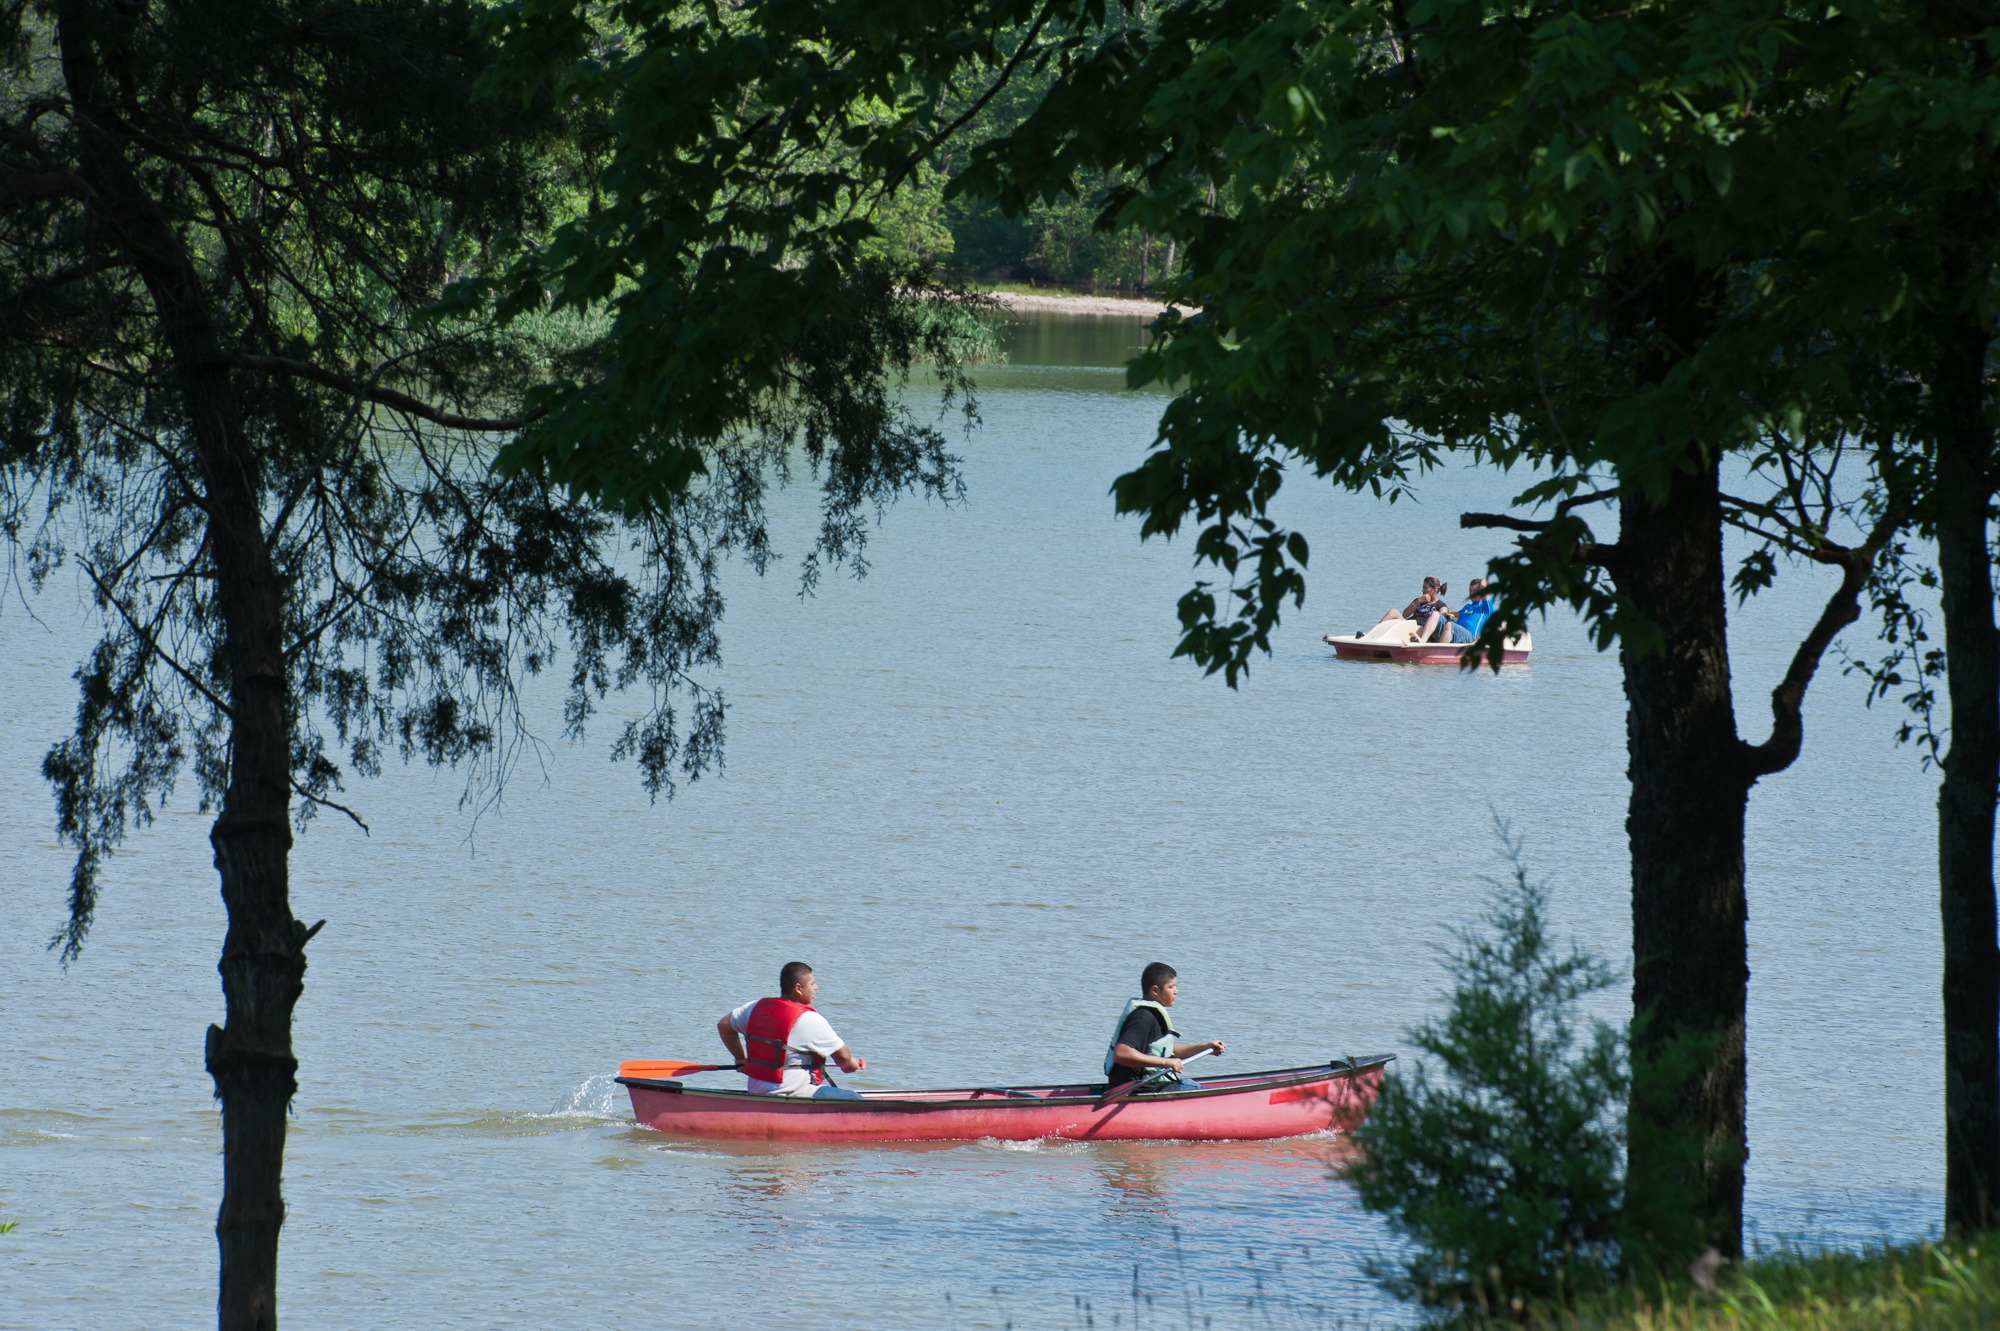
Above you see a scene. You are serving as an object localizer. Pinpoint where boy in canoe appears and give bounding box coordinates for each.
[1105,962,1226,1091]
[716,961,866,1099]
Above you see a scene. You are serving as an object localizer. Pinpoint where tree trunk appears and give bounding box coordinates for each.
[1932,307,2000,1235]
[1617,458,1753,1262]
[60,8,306,1327]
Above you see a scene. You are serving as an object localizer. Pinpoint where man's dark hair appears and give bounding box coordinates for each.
[1140,961,1177,995]
[779,961,814,995]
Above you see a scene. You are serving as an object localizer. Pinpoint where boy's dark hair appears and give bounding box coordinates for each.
[1140,961,1177,995]
[779,960,814,995]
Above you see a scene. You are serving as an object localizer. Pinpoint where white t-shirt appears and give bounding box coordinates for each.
[728,1000,845,1095]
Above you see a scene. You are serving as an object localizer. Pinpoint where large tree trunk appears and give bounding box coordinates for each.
[1932,307,2000,1235]
[60,8,306,1327]
[1616,459,1754,1261]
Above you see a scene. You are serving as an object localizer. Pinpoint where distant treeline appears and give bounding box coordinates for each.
[866,47,1175,292]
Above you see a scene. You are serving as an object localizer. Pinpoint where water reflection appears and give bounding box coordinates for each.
[997,311,1154,368]
[1095,1143,1171,1209]
[726,1161,830,1202]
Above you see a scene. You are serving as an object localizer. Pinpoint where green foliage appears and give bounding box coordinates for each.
[952,0,1989,681]
[0,0,740,958]
[470,0,1051,521]
[1346,832,1625,1312]
[0,0,1034,964]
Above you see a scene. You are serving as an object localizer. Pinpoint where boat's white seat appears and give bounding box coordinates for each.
[1356,619,1421,644]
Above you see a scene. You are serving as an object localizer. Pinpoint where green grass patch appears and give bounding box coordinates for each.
[1517,1239,1997,1330]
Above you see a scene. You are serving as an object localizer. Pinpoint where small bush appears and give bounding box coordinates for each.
[1345,827,1626,1314]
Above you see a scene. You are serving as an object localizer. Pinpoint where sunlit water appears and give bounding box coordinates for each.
[0,313,1949,1328]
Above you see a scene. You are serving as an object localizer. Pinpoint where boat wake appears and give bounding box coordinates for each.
[979,1136,1091,1154]
[547,1073,630,1123]
[388,1074,636,1138]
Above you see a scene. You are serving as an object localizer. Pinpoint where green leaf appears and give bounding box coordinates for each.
[1706,147,1734,197]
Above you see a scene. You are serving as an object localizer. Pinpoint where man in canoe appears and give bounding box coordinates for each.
[1105,962,1226,1091]
[716,961,866,1099]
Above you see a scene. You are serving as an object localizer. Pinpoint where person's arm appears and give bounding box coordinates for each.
[1113,1041,1184,1075]
[799,1012,862,1073]
[717,1013,747,1065]
[1171,1039,1225,1059]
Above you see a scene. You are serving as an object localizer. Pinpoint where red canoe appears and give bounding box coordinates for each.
[616,1056,1393,1143]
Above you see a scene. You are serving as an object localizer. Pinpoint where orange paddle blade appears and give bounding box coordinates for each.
[618,1059,733,1080]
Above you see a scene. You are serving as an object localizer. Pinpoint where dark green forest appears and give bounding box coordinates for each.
[888,68,1176,291]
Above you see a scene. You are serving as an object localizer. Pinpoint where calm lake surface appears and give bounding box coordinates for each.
[0,314,1950,1329]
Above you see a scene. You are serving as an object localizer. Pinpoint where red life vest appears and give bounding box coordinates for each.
[742,997,825,1086]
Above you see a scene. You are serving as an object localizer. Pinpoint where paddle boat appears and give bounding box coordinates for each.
[615,1055,1393,1143]
[1324,619,1532,664]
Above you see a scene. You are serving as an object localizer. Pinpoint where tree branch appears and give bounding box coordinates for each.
[1460,510,1548,534]
[224,352,543,432]
[79,558,235,721]
[1461,506,1621,567]
[0,168,95,211]
[882,0,1060,194]
[0,253,127,324]
[290,779,370,834]
[1741,504,1911,779]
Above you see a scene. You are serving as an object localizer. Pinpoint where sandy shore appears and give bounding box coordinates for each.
[980,289,1198,318]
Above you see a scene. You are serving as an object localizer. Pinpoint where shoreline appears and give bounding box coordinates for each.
[979,289,1197,318]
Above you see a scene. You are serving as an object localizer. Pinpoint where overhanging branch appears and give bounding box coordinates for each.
[1461,487,1622,564]
[1461,513,1621,568]
[0,253,127,324]
[1459,511,1547,534]
[1741,503,1911,779]
[882,0,1060,194]
[0,168,95,211]
[291,779,370,834]
[79,559,235,721]
[225,352,545,433]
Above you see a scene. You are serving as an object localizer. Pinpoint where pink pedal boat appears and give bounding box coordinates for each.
[1324,620,1532,664]
[617,1056,1393,1143]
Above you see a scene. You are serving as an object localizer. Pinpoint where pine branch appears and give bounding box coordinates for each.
[225,352,545,432]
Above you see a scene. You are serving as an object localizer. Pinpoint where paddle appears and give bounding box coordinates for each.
[619,1056,868,1084]
[817,1056,865,1090]
[1095,1048,1215,1106]
[618,1059,740,1080]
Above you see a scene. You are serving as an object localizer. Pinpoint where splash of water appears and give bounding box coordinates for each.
[549,1073,628,1121]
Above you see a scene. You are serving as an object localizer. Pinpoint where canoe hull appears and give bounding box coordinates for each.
[618,1058,1390,1143]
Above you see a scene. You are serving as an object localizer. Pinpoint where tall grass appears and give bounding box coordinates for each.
[939,1235,1997,1329]
[1525,1239,1998,1330]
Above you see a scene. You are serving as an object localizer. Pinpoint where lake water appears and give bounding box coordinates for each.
[0,314,1950,1329]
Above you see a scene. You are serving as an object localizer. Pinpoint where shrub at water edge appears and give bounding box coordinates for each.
[1345,829,1626,1314]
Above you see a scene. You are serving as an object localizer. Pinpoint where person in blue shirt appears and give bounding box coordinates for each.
[1419,577,1494,643]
